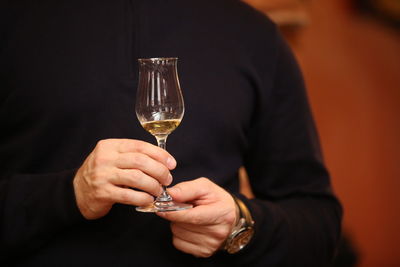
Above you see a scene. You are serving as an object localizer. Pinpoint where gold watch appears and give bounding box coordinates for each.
[224,196,255,254]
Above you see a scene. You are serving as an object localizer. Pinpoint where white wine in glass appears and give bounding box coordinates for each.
[141,119,181,136]
[135,57,192,212]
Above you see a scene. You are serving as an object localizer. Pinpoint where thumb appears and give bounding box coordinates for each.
[168,177,213,203]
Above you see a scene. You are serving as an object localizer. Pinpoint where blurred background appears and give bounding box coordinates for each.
[241,0,400,266]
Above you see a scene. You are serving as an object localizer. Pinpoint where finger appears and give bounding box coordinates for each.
[110,168,162,197]
[171,223,217,244]
[115,153,172,186]
[107,185,154,207]
[116,139,176,169]
[157,204,220,225]
[173,222,231,245]
[157,178,233,225]
[172,236,215,258]
[172,222,206,235]
[166,177,214,203]
[172,224,222,254]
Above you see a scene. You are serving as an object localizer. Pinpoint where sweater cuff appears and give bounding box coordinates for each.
[225,193,287,265]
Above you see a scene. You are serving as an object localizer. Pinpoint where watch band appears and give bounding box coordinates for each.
[223,195,255,254]
[233,196,254,226]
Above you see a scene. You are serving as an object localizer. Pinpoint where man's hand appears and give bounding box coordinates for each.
[157,178,239,258]
[73,139,176,220]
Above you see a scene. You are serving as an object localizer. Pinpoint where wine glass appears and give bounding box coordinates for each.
[135,57,192,212]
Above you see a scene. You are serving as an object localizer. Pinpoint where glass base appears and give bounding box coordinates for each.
[136,201,193,213]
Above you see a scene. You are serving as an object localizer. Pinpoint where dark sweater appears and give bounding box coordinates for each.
[0,0,342,266]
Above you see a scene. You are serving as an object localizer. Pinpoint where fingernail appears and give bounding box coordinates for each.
[166,174,173,186]
[158,186,164,196]
[167,187,176,195]
[166,157,176,169]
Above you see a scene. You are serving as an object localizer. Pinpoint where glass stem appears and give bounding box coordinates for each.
[155,136,173,202]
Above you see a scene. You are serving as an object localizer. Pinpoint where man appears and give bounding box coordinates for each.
[0,0,342,266]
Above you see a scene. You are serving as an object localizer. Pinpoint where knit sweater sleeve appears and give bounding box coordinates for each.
[0,170,85,262]
[228,30,342,266]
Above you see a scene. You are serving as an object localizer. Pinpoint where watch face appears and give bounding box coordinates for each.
[226,228,254,254]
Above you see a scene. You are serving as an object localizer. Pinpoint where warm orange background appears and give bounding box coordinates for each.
[244,0,400,266]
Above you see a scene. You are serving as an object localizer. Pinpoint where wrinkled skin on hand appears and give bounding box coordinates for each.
[73,139,176,220]
[158,178,239,258]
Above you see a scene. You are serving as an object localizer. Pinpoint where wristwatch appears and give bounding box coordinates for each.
[223,195,255,254]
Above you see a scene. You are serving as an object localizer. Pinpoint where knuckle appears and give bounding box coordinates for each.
[197,177,208,184]
[170,224,180,236]
[160,168,170,181]
[95,140,104,149]
[96,139,109,150]
[129,169,142,182]
[150,182,162,196]
[92,151,109,167]
[120,190,133,203]
[197,177,212,189]
[228,214,236,227]
[136,193,154,206]
[131,153,145,168]
[214,227,230,241]
[93,187,108,202]
[199,247,214,258]
[172,237,180,250]
[91,169,105,182]
[134,140,146,152]
[190,214,202,225]
[198,177,210,184]
[225,210,237,227]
